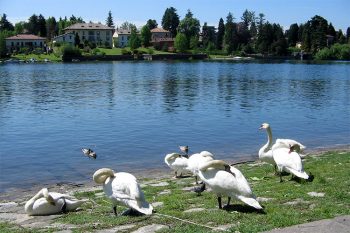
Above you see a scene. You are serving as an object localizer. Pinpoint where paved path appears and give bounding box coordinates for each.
[262,215,350,233]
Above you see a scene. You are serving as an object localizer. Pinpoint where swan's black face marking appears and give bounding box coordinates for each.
[224,165,236,177]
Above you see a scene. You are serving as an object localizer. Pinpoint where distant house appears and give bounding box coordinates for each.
[53,32,75,45]
[64,23,114,47]
[150,28,174,51]
[113,29,132,48]
[5,34,46,52]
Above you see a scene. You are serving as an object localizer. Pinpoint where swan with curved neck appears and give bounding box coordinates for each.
[186,150,215,184]
[25,188,86,216]
[259,123,306,164]
[164,152,188,178]
[197,160,262,210]
[93,168,153,216]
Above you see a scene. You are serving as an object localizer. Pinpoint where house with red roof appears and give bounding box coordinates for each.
[150,28,174,51]
[5,34,46,53]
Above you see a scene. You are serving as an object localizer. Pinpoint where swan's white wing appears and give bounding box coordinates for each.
[272,148,308,179]
[107,172,153,215]
[31,197,65,215]
[275,139,306,152]
[172,157,188,172]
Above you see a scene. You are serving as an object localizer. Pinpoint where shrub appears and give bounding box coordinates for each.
[19,47,30,55]
[121,48,131,55]
[147,48,154,54]
[61,45,81,61]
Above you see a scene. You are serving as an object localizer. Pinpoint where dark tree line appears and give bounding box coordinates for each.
[1,9,350,57]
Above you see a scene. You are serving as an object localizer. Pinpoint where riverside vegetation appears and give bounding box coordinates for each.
[0,150,349,232]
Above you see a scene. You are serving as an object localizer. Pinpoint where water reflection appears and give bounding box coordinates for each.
[0,61,349,192]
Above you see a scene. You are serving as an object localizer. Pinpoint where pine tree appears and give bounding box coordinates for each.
[216,18,225,50]
[106,10,114,27]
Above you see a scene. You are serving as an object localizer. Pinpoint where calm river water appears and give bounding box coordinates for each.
[0,60,349,192]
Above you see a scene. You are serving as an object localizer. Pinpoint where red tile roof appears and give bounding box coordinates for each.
[6,34,46,40]
[150,28,170,33]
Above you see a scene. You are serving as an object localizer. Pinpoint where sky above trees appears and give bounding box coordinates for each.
[0,0,348,32]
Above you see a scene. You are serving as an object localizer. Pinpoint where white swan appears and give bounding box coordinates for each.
[164,153,189,177]
[93,168,153,216]
[272,142,309,182]
[186,151,214,184]
[197,160,262,210]
[259,123,306,165]
[25,188,86,216]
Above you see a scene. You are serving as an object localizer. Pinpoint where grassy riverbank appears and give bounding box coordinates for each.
[0,150,349,232]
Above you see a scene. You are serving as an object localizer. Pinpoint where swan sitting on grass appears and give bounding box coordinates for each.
[25,188,86,216]
[164,153,189,178]
[197,160,262,210]
[272,142,309,182]
[93,168,153,216]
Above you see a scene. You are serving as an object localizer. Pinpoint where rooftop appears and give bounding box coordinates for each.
[151,28,170,33]
[64,23,114,30]
[6,34,46,40]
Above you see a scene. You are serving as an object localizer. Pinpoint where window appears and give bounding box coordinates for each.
[106,31,110,36]
[11,42,14,46]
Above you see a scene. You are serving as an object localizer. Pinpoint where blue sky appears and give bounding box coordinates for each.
[1,0,349,32]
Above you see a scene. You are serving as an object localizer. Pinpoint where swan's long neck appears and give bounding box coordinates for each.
[263,127,274,152]
[93,168,115,184]
[199,160,228,172]
[25,188,46,213]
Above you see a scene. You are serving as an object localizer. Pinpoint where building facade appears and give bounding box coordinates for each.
[113,29,132,48]
[5,34,46,52]
[52,33,75,45]
[64,23,114,47]
[150,28,174,51]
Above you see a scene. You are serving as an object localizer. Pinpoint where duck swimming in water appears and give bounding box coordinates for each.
[82,148,97,159]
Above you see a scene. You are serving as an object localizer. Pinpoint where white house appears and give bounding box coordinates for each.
[113,29,132,48]
[5,34,46,52]
[52,32,75,45]
[64,23,114,47]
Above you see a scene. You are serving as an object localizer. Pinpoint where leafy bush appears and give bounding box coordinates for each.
[121,48,131,55]
[315,43,350,60]
[61,45,81,60]
[147,48,154,54]
[19,47,30,55]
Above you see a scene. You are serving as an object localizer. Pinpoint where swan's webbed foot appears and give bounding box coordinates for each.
[113,206,117,216]
[279,175,283,183]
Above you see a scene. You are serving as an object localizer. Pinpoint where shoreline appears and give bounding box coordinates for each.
[0,144,349,203]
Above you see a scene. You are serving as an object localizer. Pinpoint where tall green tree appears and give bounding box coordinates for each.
[174,32,188,52]
[336,30,346,44]
[26,14,39,35]
[327,23,336,37]
[46,17,57,40]
[224,12,238,54]
[128,27,141,50]
[74,32,80,46]
[38,14,47,37]
[177,10,200,47]
[140,25,151,47]
[216,18,225,49]
[0,14,14,31]
[106,10,114,27]
[346,27,350,43]
[161,7,180,37]
[202,22,216,48]
[14,21,25,34]
[120,21,136,31]
[287,23,299,46]
[302,15,328,53]
[257,13,265,34]
[146,19,158,30]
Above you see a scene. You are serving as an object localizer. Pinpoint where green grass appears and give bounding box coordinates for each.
[1,151,349,232]
[12,53,62,62]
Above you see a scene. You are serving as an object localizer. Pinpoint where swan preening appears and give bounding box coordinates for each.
[259,123,306,167]
[25,188,86,216]
[272,142,309,182]
[164,153,189,178]
[197,160,262,210]
[186,151,215,184]
[259,123,309,181]
[93,168,153,216]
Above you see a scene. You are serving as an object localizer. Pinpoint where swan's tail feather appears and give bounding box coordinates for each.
[93,168,115,184]
[238,196,263,209]
[286,168,309,180]
[125,199,153,215]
